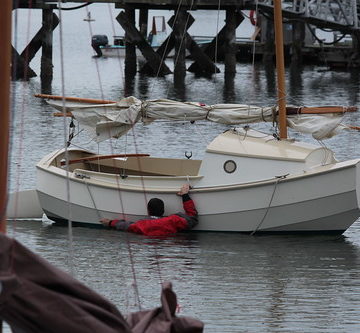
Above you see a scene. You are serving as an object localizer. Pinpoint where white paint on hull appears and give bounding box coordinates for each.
[37,163,360,232]
[36,131,360,234]
[7,189,44,219]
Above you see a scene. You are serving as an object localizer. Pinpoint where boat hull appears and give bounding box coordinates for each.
[36,153,360,234]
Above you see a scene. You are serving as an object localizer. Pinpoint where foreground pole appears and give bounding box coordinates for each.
[274,0,287,139]
[0,0,12,234]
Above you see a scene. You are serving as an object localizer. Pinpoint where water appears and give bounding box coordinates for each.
[6,5,360,332]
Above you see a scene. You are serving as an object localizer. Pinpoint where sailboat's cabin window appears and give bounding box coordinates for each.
[224,160,237,174]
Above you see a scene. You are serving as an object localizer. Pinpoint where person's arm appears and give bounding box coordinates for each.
[177,184,198,229]
[177,184,197,216]
[100,218,133,231]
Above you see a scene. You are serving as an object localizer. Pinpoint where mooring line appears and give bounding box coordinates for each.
[251,175,287,236]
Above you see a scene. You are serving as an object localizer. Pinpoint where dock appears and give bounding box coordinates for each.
[13,0,360,91]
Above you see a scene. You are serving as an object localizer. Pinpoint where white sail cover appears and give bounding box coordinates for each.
[46,96,350,142]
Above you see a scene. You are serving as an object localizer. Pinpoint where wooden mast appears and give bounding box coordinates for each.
[0,0,12,233]
[274,0,287,139]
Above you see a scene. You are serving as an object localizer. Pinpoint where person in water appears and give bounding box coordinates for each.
[100,184,198,236]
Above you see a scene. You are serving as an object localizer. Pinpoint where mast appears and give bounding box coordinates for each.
[273,0,287,139]
[0,0,12,233]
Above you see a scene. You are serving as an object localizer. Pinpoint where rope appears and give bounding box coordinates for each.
[252,0,259,67]
[125,233,143,311]
[56,3,92,11]
[152,0,183,96]
[84,179,101,220]
[250,175,287,235]
[10,5,31,233]
[105,4,125,89]
[166,0,196,99]
[306,23,348,46]
[57,0,74,276]
[213,0,221,103]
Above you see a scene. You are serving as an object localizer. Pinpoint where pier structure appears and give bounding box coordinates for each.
[13,0,360,90]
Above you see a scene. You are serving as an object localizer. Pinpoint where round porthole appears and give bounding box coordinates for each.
[224,160,237,174]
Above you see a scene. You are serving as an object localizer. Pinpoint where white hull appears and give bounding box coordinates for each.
[7,190,43,219]
[36,147,360,233]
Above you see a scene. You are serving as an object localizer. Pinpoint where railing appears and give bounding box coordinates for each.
[257,0,359,30]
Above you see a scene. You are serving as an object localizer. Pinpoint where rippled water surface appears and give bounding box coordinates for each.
[6,5,360,332]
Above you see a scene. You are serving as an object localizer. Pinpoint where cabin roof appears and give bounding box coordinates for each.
[206,129,332,162]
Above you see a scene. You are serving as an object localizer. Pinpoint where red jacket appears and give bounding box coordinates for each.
[109,195,198,237]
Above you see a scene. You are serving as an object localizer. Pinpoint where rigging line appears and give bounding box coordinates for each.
[84,179,102,220]
[82,6,128,228]
[306,23,347,46]
[106,3,125,88]
[55,3,93,11]
[11,4,31,234]
[151,0,184,96]
[120,127,163,286]
[84,6,105,101]
[193,121,211,145]
[125,233,143,311]
[213,0,221,103]
[166,0,195,99]
[250,177,281,236]
[252,1,259,67]
[57,0,74,276]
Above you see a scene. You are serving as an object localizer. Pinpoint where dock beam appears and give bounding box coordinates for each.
[262,16,274,64]
[188,10,243,73]
[291,21,305,65]
[12,10,58,81]
[116,10,172,76]
[173,9,187,84]
[41,9,55,93]
[224,8,237,74]
[124,7,137,77]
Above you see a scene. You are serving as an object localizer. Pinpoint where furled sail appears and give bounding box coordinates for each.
[46,96,352,142]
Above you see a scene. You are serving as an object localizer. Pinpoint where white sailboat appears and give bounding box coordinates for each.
[36,2,360,234]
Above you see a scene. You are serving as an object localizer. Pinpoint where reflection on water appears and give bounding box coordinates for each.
[6,220,360,332]
[8,10,360,330]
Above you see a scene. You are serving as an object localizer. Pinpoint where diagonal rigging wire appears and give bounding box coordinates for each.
[57,0,75,277]
[10,1,31,236]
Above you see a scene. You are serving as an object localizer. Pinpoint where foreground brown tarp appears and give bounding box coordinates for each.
[0,234,204,333]
[127,282,204,333]
[0,233,131,333]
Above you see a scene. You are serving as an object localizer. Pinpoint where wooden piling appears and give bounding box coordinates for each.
[41,8,54,93]
[351,32,360,67]
[185,33,220,74]
[173,9,187,84]
[124,7,137,77]
[188,11,244,73]
[224,8,237,73]
[13,11,59,80]
[262,16,274,64]
[139,8,148,38]
[117,11,171,76]
[11,47,37,80]
[139,34,175,74]
[291,21,305,65]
